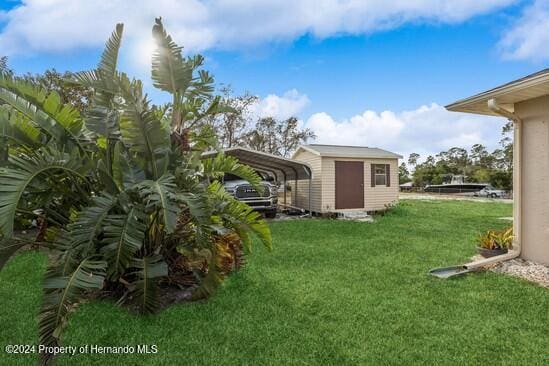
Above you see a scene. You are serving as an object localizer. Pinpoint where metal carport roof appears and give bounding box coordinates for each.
[202,147,313,215]
[202,147,312,181]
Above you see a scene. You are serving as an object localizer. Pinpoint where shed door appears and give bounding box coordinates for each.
[335,161,364,209]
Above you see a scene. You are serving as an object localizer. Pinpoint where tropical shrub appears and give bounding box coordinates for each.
[0,18,271,365]
[477,227,513,250]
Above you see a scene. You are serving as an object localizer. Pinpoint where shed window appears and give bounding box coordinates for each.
[374,165,386,186]
[371,164,391,187]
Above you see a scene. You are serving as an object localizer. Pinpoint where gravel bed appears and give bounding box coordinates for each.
[491,258,549,288]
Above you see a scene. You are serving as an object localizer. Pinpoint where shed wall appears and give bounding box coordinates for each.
[321,157,399,212]
[515,95,549,265]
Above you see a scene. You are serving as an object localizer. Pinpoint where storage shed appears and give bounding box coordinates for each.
[292,144,402,213]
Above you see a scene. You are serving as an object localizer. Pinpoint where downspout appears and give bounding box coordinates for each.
[463,98,522,269]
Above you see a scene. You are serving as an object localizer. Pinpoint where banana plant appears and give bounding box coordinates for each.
[0,18,271,366]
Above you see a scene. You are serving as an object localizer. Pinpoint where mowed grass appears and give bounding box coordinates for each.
[1,200,548,365]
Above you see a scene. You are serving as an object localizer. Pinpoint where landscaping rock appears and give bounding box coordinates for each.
[492,258,549,288]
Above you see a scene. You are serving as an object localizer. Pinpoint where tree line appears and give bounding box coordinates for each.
[0,60,315,158]
[399,123,514,190]
[2,57,512,189]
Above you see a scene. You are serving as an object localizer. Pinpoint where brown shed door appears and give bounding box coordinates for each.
[335,161,364,209]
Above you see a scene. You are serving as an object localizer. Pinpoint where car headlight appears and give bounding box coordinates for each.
[270,186,278,196]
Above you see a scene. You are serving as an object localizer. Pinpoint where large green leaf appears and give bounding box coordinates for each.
[202,153,262,191]
[0,75,86,152]
[67,193,118,257]
[39,258,106,366]
[0,241,27,270]
[112,140,144,189]
[99,23,124,79]
[118,74,170,179]
[208,181,272,252]
[101,206,146,279]
[136,174,181,233]
[130,255,168,314]
[0,148,89,240]
[176,191,211,225]
[151,17,193,95]
[83,24,124,140]
[0,104,42,148]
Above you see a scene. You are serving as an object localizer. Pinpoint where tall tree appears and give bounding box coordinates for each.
[243,116,315,157]
[24,69,93,112]
[213,85,258,148]
[399,162,411,184]
[408,153,420,167]
[0,56,12,76]
[277,117,316,157]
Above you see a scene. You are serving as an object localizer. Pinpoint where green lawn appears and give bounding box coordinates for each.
[1,200,548,365]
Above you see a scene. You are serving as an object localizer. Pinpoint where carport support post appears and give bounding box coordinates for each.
[283,171,287,206]
[308,175,312,217]
[294,177,298,209]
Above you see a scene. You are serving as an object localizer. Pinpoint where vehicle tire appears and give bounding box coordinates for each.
[490,193,497,198]
[265,210,277,219]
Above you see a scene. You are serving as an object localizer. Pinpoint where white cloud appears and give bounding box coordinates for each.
[499,0,549,61]
[249,89,310,120]
[305,103,507,161]
[0,0,516,61]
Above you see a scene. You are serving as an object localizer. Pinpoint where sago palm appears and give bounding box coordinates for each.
[0,18,271,366]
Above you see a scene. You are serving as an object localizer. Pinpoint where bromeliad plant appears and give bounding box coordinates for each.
[477,227,513,251]
[0,19,271,365]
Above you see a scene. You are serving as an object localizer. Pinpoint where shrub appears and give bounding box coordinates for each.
[0,18,271,365]
[477,227,513,250]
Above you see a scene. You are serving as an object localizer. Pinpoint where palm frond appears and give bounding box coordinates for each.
[99,24,124,78]
[0,241,27,270]
[112,140,144,189]
[136,174,181,233]
[82,24,124,141]
[101,206,146,279]
[67,193,118,258]
[208,181,272,252]
[176,191,211,224]
[118,74,170,179]
[202,153,262,190]
[0,75,87,152]
[151,17,193,95]
[39,258,106,365]
[130,254,167,313]
[0,148,90,240]
[0,104,42,148]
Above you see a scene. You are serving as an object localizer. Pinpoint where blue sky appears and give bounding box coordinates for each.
[1,0,547,159]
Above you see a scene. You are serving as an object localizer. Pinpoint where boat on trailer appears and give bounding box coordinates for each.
[424,175,488,194]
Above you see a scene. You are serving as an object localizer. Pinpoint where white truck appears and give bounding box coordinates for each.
[474,185,506,198]
[223,172,278,218]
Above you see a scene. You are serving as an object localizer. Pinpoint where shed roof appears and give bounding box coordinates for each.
[295,144,402,159]
[202,147,312,180]
[446,68,549,116]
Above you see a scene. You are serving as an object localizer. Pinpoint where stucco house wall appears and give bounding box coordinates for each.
[515,95,549,264]
[446,68,549,265]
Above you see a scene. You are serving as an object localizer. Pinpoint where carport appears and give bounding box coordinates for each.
[202,147,313,216]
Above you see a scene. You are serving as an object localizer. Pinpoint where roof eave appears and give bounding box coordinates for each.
[446,69,549,116]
